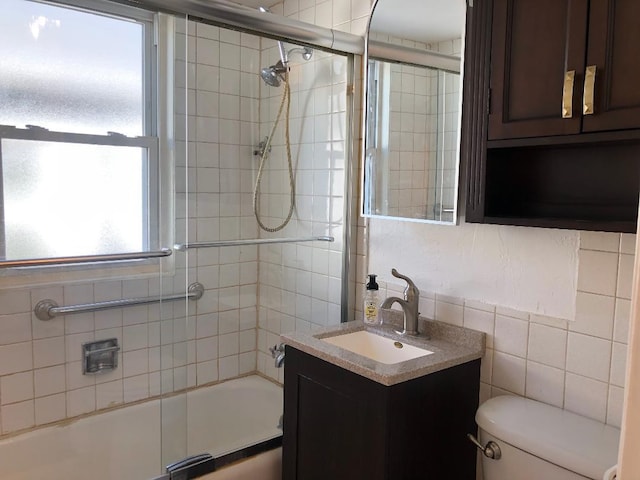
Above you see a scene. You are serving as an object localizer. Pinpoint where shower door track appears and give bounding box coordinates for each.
[118,0,363,56]
[174,236,334,251]
[161,436,282,480]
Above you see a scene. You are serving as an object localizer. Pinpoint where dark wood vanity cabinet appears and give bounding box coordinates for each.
[463,0,640,232]
[282,347,481,480]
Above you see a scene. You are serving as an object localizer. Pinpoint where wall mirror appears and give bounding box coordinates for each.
[362,0,466,223]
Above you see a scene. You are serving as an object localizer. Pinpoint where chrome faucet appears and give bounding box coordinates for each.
[380,269,420,336]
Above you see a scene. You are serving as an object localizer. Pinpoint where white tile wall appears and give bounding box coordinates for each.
[525,361,565,407]
[181,21,263,390]
[1,372,33,405]
[527,323,567,369]
[492,352,526,395]
[577,250,619,296]
[572,291,615,338]
[2,401,34,433]
[34,394,65,426]
[565,373,608,421]
[375,231,634,427]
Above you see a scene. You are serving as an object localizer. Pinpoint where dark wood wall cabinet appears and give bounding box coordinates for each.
[462,0,640,232]
[282,347,481,480]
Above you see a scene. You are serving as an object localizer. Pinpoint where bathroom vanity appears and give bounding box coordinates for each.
[281,318,485,480]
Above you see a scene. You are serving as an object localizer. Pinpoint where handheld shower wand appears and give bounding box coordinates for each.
[254,5,314,232]
[258,6,288,65]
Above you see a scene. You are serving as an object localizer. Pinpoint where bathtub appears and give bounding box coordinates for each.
[0,375,282,480]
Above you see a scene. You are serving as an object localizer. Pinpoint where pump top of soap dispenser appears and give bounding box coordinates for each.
[366,274,379,290]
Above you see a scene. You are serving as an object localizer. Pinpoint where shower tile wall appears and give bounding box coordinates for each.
[0,276,175,435]
[180,16,356,386]
[0,266,218,435]
[253,0,372,383]
[177,21,263,386]
[255,41,348,383]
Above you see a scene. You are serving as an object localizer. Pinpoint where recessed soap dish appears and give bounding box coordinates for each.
[82,338,120,375]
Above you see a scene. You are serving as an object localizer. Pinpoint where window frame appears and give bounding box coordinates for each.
[0,0,175,286]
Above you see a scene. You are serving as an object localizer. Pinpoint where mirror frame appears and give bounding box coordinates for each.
[361,0,467,225]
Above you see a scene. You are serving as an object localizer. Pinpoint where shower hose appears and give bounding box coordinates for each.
[253,70,295,232]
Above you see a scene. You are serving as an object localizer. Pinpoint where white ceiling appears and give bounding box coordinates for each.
[371,0,466,44]
[228,0,465,44]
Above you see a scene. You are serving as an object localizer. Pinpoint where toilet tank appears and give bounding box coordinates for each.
[476,396,620,480]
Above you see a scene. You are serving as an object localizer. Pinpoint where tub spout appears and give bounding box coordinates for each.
[269,343,286,368]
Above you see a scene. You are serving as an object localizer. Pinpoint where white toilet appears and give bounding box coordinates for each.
[476,396,620,480]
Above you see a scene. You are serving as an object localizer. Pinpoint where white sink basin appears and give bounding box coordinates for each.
[322,330,434,365]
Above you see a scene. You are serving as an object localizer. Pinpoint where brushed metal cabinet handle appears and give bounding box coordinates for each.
[583,65,597,115]
[562,70,576,118]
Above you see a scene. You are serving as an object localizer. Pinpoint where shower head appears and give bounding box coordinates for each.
[260,60,288,87]
[261,66,281,87]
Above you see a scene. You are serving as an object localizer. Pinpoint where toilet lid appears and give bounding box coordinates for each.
[476,396,620,479]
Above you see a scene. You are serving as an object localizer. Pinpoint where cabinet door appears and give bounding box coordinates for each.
[282,348,387,480]
[582,0,640,132]
[488,0,588,139]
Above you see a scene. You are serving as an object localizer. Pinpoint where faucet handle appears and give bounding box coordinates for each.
[391,268,419,299]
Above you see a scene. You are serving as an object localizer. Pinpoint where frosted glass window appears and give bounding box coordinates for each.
[0,0,159,264]
[1,139,147,260]
[0,0,145,136]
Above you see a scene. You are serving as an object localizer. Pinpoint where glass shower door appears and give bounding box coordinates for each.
[0,2,184,478]
[160,11,353,477]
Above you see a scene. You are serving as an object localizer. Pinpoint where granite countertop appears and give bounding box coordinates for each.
[281,311,486,386]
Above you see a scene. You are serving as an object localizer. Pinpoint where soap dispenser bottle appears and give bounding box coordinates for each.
[364,274,380,325]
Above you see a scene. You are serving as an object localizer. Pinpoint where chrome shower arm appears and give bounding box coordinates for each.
[287,46,312,61]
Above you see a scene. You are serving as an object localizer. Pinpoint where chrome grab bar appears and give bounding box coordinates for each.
[0,248,172,269]
[174,236,334,251]
[34,282,204,321]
